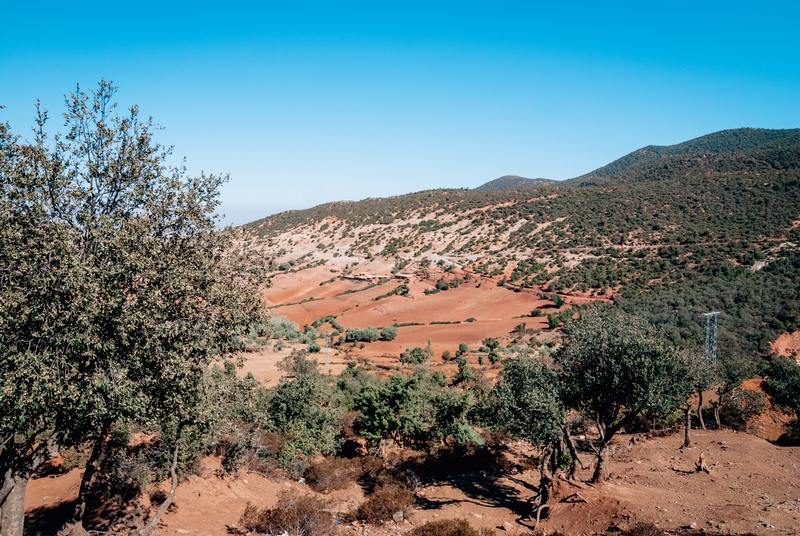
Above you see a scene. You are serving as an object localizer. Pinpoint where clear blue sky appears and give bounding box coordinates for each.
[3,1,799,225]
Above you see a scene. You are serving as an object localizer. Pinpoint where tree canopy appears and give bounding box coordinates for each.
[554,309,689,481]
[0,81,267,535]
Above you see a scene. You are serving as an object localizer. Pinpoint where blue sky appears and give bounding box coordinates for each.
[2,1,799,225]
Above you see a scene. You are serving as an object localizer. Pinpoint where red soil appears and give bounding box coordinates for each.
[264,262,573,359]
[772,330,800,363]
[24,429,800,536]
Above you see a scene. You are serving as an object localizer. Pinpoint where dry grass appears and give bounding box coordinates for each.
[354,483,415,523]
[239,490,337,536]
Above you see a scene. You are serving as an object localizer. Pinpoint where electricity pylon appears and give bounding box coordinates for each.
[702,311,721,364]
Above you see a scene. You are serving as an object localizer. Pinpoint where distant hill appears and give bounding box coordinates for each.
[566,127,800,186]
[475,175,557,191]
[243,127,800,357]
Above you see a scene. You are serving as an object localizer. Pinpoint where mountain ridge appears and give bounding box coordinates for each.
[475,175,556,191]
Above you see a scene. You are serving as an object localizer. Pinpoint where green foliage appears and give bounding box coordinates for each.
[764,357,800,416]
[268,359,342,462]
[481,355,564,448]
[375,284,410,301]
[400,347,428,364]
[381,326,399,341]
[454,356,476,384]
[458,342,469,354]
[555,309,690,444]
[272,315,302,339]
[346,326,380,343]
[353,372,481,450]
[683,349,718,393]
[482,338,499,350]
[0,81,268,530]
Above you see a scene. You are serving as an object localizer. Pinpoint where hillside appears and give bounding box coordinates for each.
[566,127,800,186]
[475,175,557,191]
[243,127,800,358]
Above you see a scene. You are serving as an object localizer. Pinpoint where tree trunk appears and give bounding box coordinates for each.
[0,435,59,536]
[561,424,585,479]
[714,402,722,430]
[0,475,28,536]
[698,391,706,430]
[136,424,183,536]
[58,424,110,536]
[683,405,692,448]
[591,445,609,483]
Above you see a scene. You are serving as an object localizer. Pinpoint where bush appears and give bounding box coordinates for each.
[458,342,469,354]
[240,490,336,536]
[410,519,479,536]
[481,338,499,350]
[441,350,453,361]
[381,326,399,341]
[308,342,321,353]
[346,326,380,343]
[355,483,415,522]
[400,347,428,364]
[304,457,363,493]
[620,523,666,536]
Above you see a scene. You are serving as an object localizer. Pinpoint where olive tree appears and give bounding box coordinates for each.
[682,349,718,447]
[481,355,565,523]
[0,81,267,536]
[554,310,689,482]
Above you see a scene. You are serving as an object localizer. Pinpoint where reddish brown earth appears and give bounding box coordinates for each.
[772,331,800,363]
[264,259,573,359]
[24,429,800,536]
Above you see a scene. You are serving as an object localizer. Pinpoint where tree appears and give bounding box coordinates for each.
[764,356,800,417]
[713,350,756,428]
[482,355,565,521]
[682,349,718,446]
[555,309,689,482]
[0,81,267,535]
[381,326,398,341]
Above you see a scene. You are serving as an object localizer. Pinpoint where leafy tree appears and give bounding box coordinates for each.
[482,338,499,350]
[682,349,718,446]
[268,358,341,463]
[0,81,267,535]
[346,326,380,343]
[454,355,477,384]
[481,355,568,515]
[354,374,433,451]
[458,342,469,354]
[381,326,399,341]
[555,310,689,482]
[764,357,800,417]
[483,356,564,448]
[400,347,428,364]
[713,350,757,428]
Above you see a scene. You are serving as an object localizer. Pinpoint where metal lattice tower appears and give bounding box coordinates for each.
[702,311,721,364]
